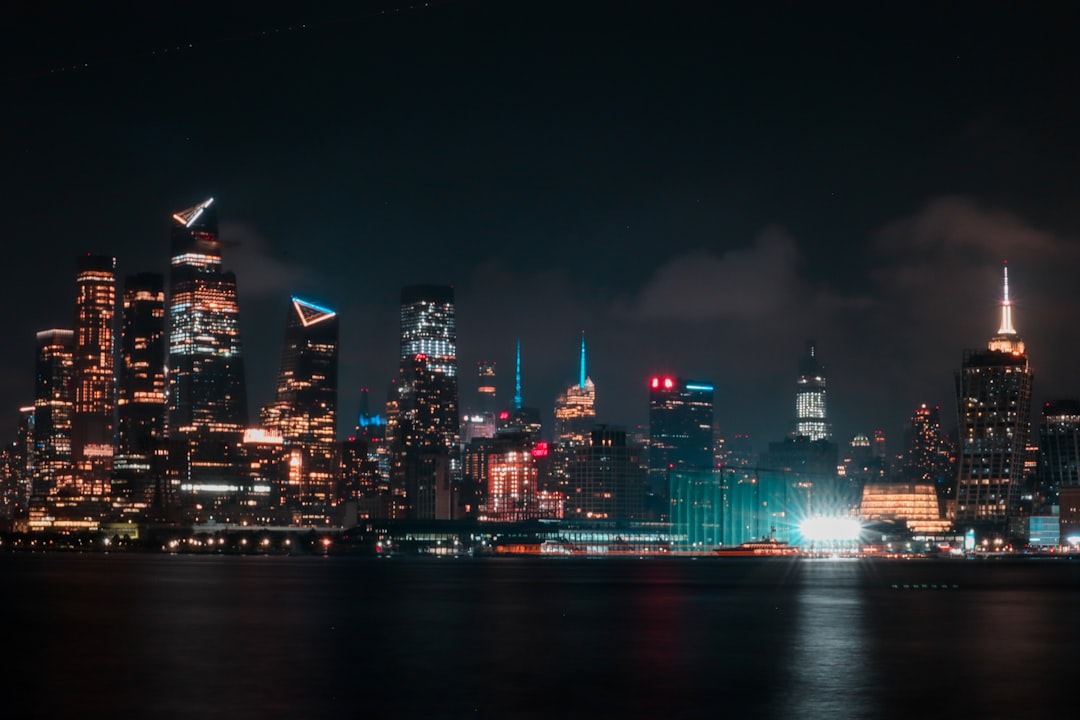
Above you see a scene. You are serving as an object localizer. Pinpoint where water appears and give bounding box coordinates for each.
[6,553,1079,718]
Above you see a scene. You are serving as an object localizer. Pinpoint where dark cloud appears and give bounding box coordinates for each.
[633,226,803,322]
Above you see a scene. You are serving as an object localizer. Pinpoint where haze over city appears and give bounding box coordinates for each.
[4,0,1080,448]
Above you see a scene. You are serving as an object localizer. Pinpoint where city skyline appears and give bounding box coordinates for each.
[5,1,1080,449]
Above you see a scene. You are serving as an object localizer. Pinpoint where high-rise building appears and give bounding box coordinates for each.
[166,198,249,501]
[32,330,75,502]
[389,285,460,519]
[648,376,714,496]
[261,297,339,518]
[1038,399,1080,510]
[500,340,542,438]
[955,263,1033,531]
[794,340,830,441]
[554,334,596,447]
[462,361,498,443]
[551,334,596,495]
[71,254,116,498]
[483,430,541,522]
[900,404,955,513]
[566,426,646,521]
[117,273,167,457]
[113,272,167,514]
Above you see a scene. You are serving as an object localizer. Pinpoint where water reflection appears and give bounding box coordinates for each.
[776,559,876,719]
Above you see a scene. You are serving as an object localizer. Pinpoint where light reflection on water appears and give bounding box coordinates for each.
[777,560,874,719]
[6,554,1080,718]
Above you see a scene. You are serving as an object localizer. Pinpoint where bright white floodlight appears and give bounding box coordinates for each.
[799,516,863,543]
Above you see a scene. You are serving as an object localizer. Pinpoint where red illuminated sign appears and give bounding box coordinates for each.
[532,442,549,458]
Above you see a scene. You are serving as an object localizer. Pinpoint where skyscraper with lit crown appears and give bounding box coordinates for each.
[166,198,249,500]
[261,297,339,517]
[551,334,596,495]
[955,263,1033,530]
[794,340,830,441]
[554,333,596,446]
[389,285,459,518]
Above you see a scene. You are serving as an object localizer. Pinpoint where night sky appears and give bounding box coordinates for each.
[4,1,1080,452]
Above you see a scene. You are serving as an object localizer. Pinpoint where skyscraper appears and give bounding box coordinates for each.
[32,329,75,502]
[389,285,459,518]
[117,272,166,458]
[166,198,249,499]
[71,254,116,498]
[566,426,646,522]
[794,340,830,441]
[648,376,715,492]
[554,333,596,447]
[261,297,339,516]
[113,272,167,513]
[461,361,497,443]
[1038,399,1080,510]
[500,340,542,437]
[955,263,1033,531]
[900,403,955,511]
[551,334,596,496]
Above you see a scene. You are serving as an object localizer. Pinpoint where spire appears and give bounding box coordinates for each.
[988,261,1025,354]
[579,332,587,389]
[998,261,1015,335]
[514,339,523,410]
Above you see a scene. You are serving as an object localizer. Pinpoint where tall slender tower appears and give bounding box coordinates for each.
[554,333,596,447]
[794,340,830,441]
[32,329,75,502]
[262,297,339,515]
[552,334,597,498]
[71,254,117,498]
[390,285,459,518]
[955,263,1033,530]
[117,273,166,457]
[113,272,167,511]
[167,198,249,496]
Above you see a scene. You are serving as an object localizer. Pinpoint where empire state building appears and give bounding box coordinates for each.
[954,263,1033,529]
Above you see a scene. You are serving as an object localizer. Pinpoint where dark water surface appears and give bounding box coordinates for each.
[6,553,1079,719]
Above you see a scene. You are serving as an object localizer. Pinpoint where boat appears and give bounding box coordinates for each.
[713,538,802,557]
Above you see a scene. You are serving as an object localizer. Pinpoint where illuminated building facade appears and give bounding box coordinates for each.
[794,340,830,441]
[32,329,75,501]
[648,376,715,496]
[339,434,387,520]
[1038,399,1080,509]
[462,361,498,443]
[955,264,1033,530]
[117,272,166,456]
[113,272,167,512]
[859,482,952,534]
[166,198,249,500]
[261,297,339,516]
[483,430,541,522]
[566,426,645,521]
[552,334,596,495]
[71,254,116,497]
[237,428,285,523]
[390,286,460,518]
[900,404,955,513]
